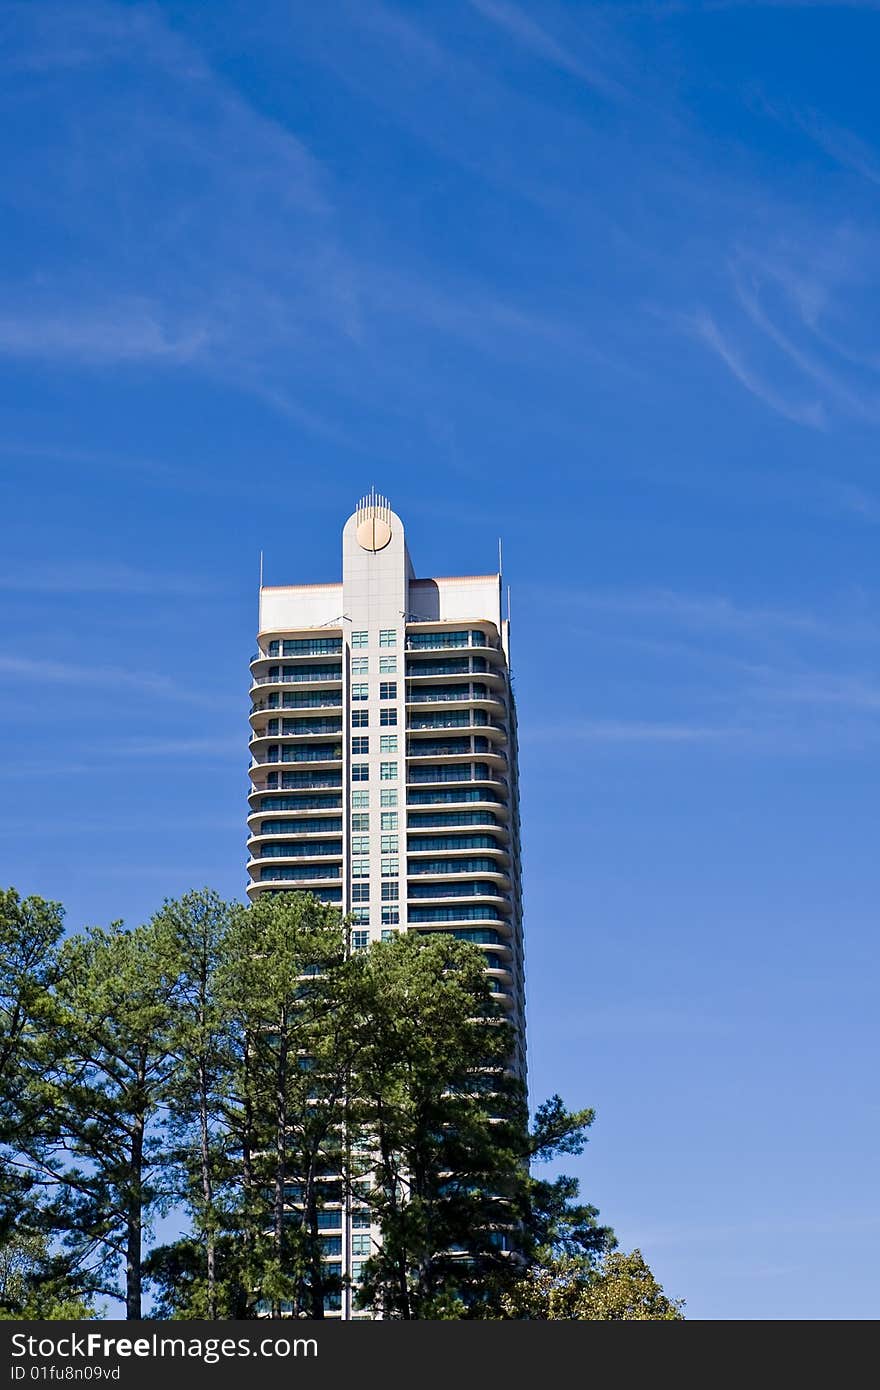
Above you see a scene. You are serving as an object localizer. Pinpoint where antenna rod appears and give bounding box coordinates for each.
[259,550,264,588]
[498,536,503,576]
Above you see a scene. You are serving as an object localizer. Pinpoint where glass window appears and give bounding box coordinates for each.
[352,763,369,781]
[352,1233,371,1256]
[317,1211,342,1230]
[351,683,368,701]
[351,858,370,878]
[351,1261,365,1283]
[351,883,370,903]
[379,682,397,700]
[351,710,368,728]
[381,883,399,902]
[380,789,398,808]
[351,813,369,832]
[351,791,369,809]
[351,631,368,649]
[380,812,398,831]
[380,762,397,781]
[351,737,369,755]
[351,930,369,952]
[351,908,369,925]
[379,656,397,674]
[381,906,400,925]
[379,630,396,648]
[381,858,398,877]
[380,835,398,853]
[351,835,370,854]
[379,707,397,726]
[320,1236,343,1256]
[379,734,398,753]
[351,657,369,675]
[351,1210,371,1229]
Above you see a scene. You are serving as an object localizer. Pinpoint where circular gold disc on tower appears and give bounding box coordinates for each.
[356,516,392,551]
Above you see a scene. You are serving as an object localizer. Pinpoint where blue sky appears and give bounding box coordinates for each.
[1,0,879,1320]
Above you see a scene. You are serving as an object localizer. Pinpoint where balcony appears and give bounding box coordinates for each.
[407,787,506,808]
[250,792,343,810]
[405,630,492,651]
[252,745,342,765]
[256,638,343,660]
[251,667,343,687]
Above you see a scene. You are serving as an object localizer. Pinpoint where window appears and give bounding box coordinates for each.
[351,1261,365,1283]
[351,790,369,809]
[317,1211,342,1230]
[351,631,368,649]
[351,736,369,755]
[351,1210,371,1229]
[379,656,397,674]
[351,835,370,854]
[380,789,398,808]
[351,657,368,675]
[379,630,396,648]
[380,812,398,831]
[320,1236,343,1256]
[381,882,398,902]
[352,683,368,701]
[381,858,398,877]
[351,883,370,903]
[379,707,397,726]
[379,681,397,699]
[381,928,396,941]
[351,813,370,832]
[380,835,398,853]
[351,930,369,952]
[380,762,397,781]
[351,908,369,925]
[352,763,369,782]
[379,734,398,753]
[351,858,370,878]
[381,906,400,925]
[352,1233,371,1257]
[351,710,368,728]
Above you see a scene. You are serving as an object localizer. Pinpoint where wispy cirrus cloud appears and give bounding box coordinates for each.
[0,301,210,365]
[465,0,625,98]
[0,562,218,597]
[685,310,827,429]
[0,654,226,705]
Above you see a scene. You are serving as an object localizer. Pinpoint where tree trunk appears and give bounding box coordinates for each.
[198,1056,216,1319]
[126,1108,144,1320]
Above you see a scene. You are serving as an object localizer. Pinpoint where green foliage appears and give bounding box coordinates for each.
[0,1230,96,1321]
[501,1249,685,1320]
[347,932,527,1319]
[0,883,681,1322]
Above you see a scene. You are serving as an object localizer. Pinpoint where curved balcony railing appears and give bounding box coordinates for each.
[255,841,343,859]
[408,905,505,923]
[251,694,343,713]
[407,835,505,853]
[407,810,502,829]
[408,858,503,876]
[405,630,492,651]
[407,788,504,807]
[251,793,344,810]
[257,639,343,658]
[408,881,509,900]
[253,772,343,791]
[258,865,342,882]
[251,817,344,836]
[253,745,342,765]
[406,685,505,706]
[251,670,342,687]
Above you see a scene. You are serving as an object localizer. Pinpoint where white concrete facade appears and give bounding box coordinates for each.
[247,495,526,1314]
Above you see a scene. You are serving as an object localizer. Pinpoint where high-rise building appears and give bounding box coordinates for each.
[246,493,525,1314]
